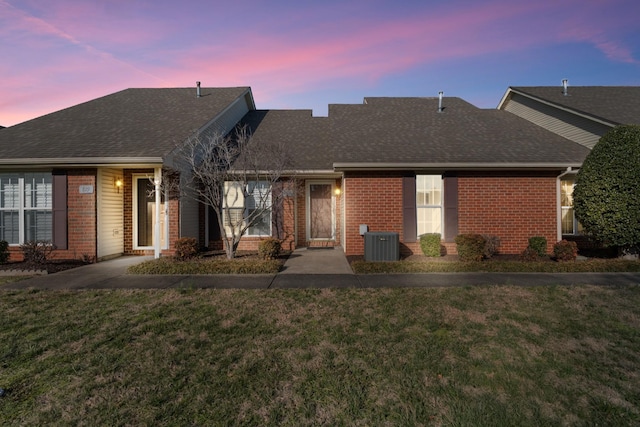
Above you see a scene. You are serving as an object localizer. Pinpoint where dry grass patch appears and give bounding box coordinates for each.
[352,258,640,273]
[1,285,639,425]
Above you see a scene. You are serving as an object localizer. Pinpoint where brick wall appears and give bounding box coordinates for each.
[343,172,406,256]
[457,173,558,254]
[65,171,98,258]
[10,170,98,261]
[342,171,559,257]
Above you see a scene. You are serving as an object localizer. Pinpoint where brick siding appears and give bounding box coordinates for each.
[343,172,406,256]
[457,173,558,254]
[342,171,560,256]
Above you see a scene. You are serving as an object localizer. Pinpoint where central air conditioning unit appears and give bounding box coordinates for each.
[364,232,400,261]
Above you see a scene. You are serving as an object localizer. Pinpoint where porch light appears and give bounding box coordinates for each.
[114,177,123,193]
[334,187,341,196]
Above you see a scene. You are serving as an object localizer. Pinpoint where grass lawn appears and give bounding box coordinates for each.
[1,285,639,425]
[351,258,640,274]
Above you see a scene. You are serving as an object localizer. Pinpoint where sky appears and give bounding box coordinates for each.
[1,0,639,127]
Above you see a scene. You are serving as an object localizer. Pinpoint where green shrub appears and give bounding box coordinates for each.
[554,239,578,262]
[454,234,486,262]
[528,236,547,257]
[258,238,282,260]
[21,240,55,265]
[520,247,539,262]
[174,237,199,261]
[482,235,500,259]
[574,125,640,252]
[419,233,442,257]
[0,240,9,264]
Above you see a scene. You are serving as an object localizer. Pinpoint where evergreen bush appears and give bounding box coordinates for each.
[454,234,486,262]
[258,238,282,260]
[419,233,442,257]
[528,236,547,257]
[574,125,640,253]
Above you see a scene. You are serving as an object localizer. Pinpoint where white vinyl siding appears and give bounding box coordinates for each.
[0,173,52,244]
[416,175,442,235]
[97,168,124,259]
[503,93,611,149]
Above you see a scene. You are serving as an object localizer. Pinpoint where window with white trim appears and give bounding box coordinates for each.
[0,173,53,244]
[416,175,442,235]
[560,178,583,235]
[223,181,271,237]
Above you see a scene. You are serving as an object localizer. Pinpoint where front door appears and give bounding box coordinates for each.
[307,182,334,240]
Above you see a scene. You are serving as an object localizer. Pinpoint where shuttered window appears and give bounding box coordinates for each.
[0,173,53,244]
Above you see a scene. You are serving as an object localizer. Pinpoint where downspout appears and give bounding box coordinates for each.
[154,167,162,259]
[557,167,578,242]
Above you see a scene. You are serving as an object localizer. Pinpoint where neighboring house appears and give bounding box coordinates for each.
[0,84,598,261]
[0,86,255,260]
[498,84,640,243]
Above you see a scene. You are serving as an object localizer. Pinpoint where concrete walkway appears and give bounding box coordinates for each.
[2,249,640,290]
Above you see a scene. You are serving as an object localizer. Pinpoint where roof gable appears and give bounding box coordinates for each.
[504,86,640,126]
[0,87,253,163]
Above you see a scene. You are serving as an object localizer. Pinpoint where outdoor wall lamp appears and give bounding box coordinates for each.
[114,177,123,193]
[334,187,341,196]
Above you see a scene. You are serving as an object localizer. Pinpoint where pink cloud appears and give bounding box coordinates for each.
[1,0,638,126]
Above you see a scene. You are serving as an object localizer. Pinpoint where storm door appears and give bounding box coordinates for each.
[133,176,166,249]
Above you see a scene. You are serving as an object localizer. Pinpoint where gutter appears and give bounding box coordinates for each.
[0,157,163,168]
[333,162,584,171]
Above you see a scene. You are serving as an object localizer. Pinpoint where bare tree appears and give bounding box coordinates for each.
[175,124,293,259]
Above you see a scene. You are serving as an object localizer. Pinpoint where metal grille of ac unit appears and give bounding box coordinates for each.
[364,232,399,261]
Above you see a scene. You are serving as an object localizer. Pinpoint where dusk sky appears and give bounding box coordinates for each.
[2,0,639,127]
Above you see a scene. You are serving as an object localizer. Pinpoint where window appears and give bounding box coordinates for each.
[223,181,271,237]
[0,173,53,244]
[416,175,442,235]
[560,178,583,235]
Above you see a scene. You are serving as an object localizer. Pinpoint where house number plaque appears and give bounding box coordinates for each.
[79,185,94,194]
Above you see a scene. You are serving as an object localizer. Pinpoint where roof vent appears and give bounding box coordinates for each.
[196,81,201,98]
[562,79,568,96]
[438,91,444,113]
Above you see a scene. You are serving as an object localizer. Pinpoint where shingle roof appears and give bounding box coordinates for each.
[509,86,640,126]
[328,97,589,166]
[240,97,589,171]
[241,110,331,170]
[0,87,252,162]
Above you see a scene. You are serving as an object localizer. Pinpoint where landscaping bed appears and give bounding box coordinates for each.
[0,259,89,275]
[350,254,640,274]
[127,250,287,275]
